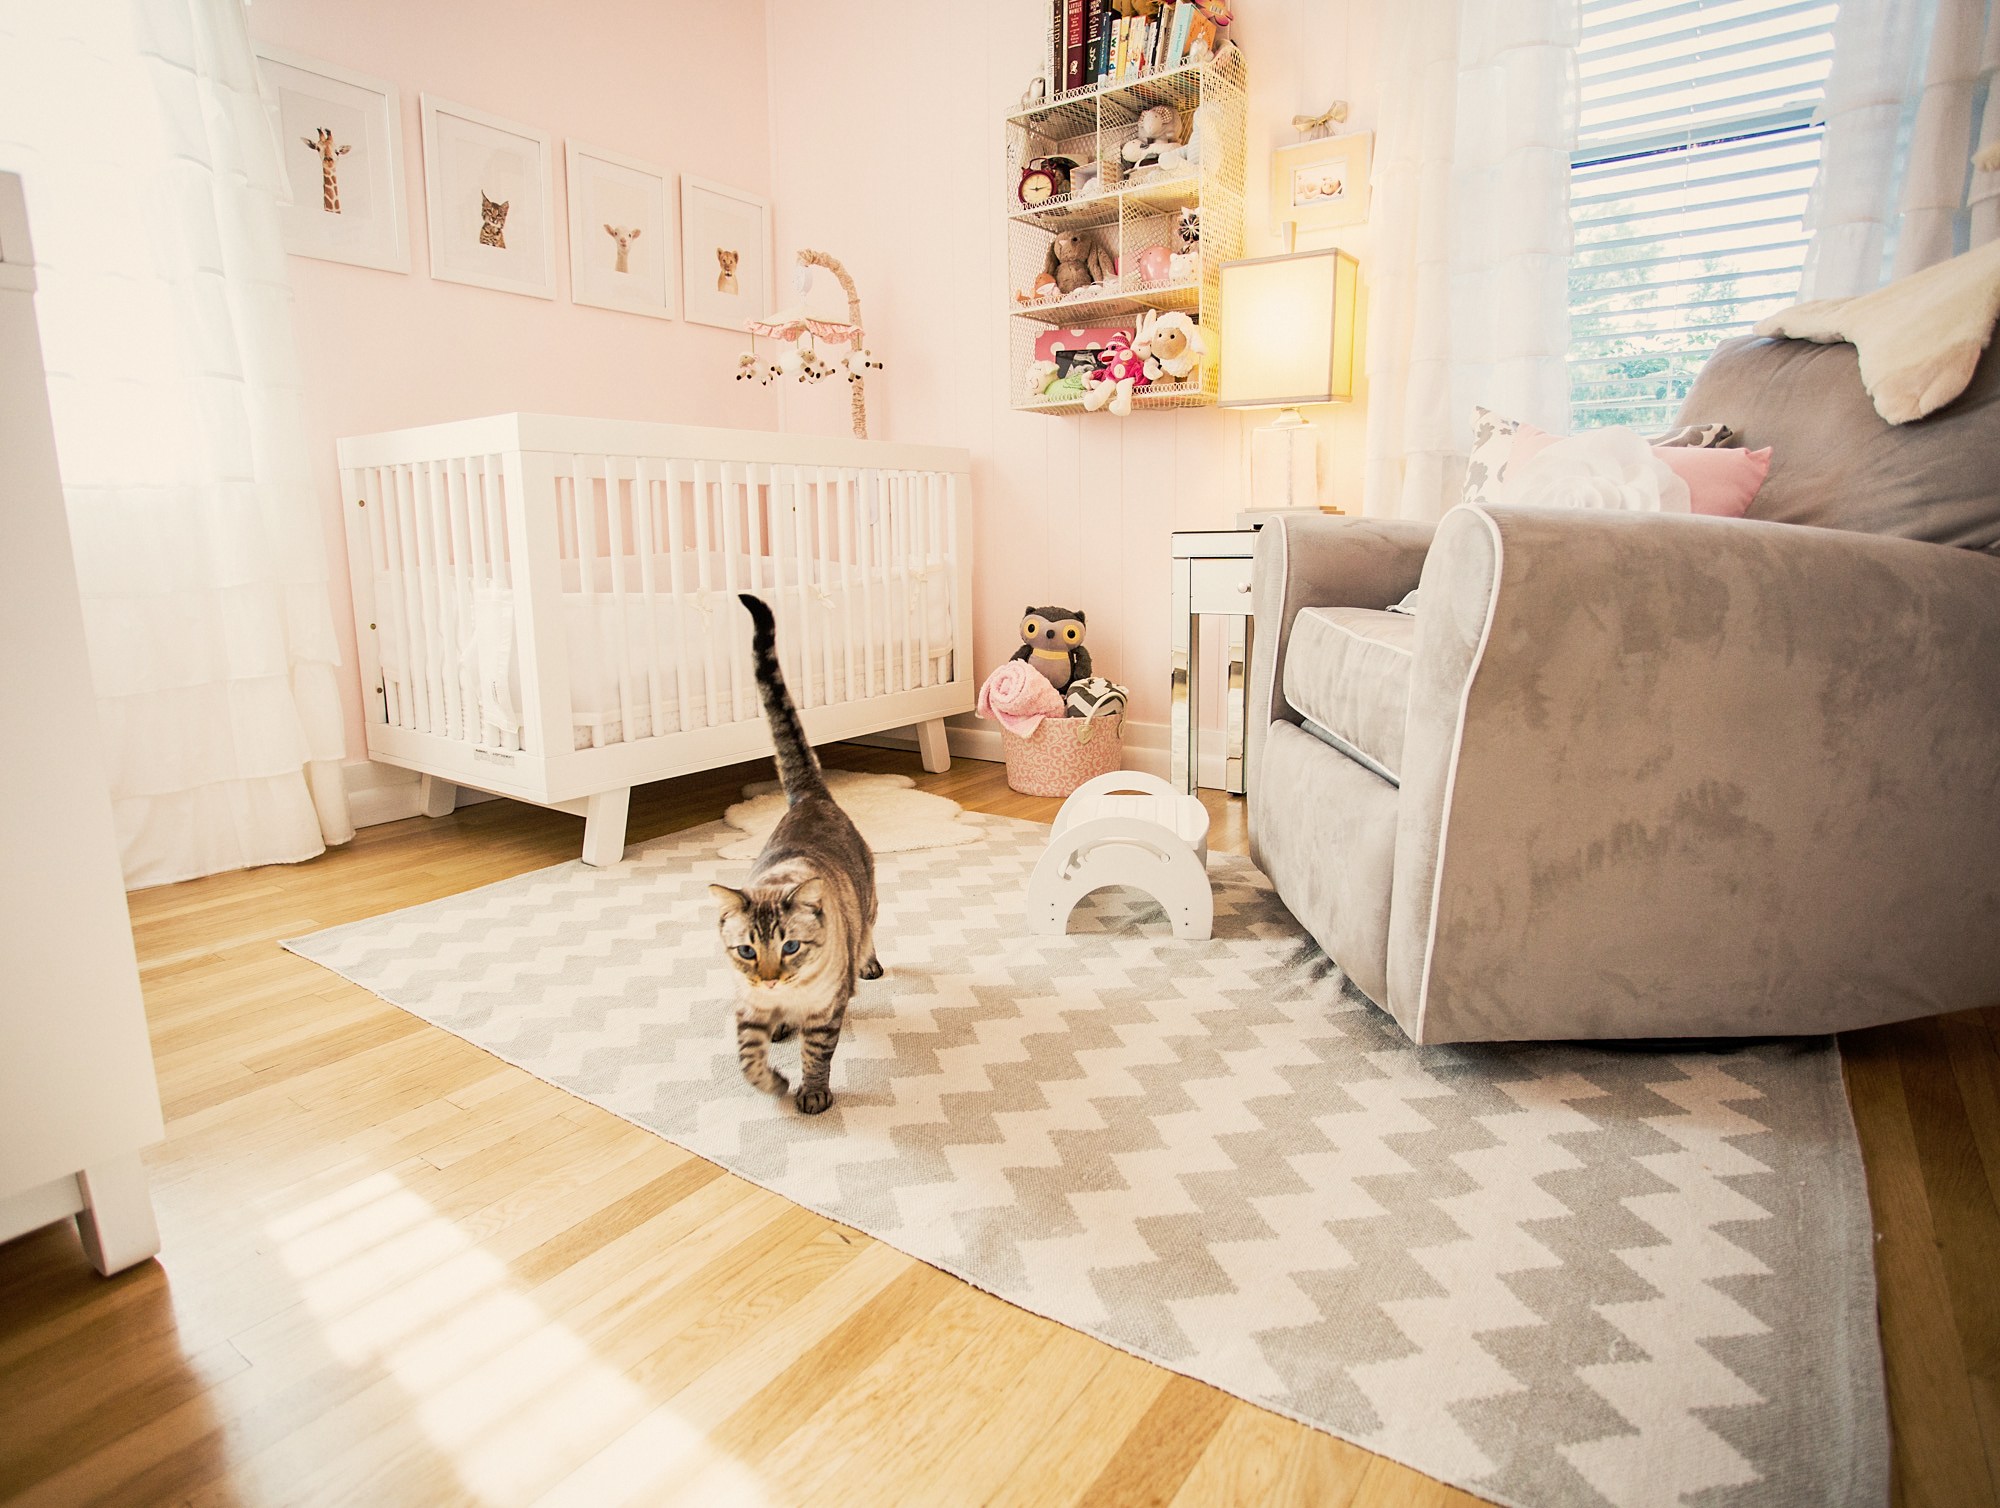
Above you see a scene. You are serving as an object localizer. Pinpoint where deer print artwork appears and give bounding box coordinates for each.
[604,224,640,274]
[479,193,509,250]
[300,128,351,214]
[716,247,740,294]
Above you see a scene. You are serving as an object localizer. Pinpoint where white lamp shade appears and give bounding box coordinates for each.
[1217,249,1357,408]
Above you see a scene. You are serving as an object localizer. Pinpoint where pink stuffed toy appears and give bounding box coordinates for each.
[977,661,1065,737]
[1081,331,1150,417]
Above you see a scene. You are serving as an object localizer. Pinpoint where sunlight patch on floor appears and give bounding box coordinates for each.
[270,1171,773,1506]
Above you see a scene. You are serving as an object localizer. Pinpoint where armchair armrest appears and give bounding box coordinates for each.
[1247,513,1435,749]
[1388,503,2000,1041]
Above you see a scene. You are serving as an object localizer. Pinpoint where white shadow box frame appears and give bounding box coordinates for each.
[680,175,770,331]
[566,141,675,320]
[255,44,410,273]
[421,95,555,299]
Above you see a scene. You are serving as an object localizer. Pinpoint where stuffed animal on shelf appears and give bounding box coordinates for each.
[1081,330,1150,415]
[1135,311,1207,384]
[1011,605,1093,692]
[1119,105,1184,182]
[1024,358,1061,398]
[1046,229,1115,296]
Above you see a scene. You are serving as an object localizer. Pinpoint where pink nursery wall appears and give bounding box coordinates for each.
[246,0,781,775]
[763,0,1379,767]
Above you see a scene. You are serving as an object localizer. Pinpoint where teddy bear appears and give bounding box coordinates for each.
[1045,229,1115,296]
[1081,330,1150,416]
[1010,605,1092,692]
[1135,311,1206,384]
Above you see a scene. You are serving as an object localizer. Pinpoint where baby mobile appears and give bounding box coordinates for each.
[735,248,884,439]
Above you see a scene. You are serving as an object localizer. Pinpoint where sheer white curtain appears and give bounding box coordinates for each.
[0,0,351,889]
[1362,0,1580,521]
[1803,0,2000,297]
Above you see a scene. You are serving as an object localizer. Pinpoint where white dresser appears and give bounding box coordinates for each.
[0,172,165,1275]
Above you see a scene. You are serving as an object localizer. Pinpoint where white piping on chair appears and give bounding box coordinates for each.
[1314,609,1416,657]
[1411,506,1506,1043]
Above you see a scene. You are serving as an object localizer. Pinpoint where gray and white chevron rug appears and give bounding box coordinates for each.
[286,813,1886,1508]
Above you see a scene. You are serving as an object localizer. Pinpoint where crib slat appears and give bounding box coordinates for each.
[462,456,494,748]
[604,456,638,748]
[633,457,666,742]
[394,465,436,735]
[692,463,722,731]
[427,460,466,741]
[447,459,483,743]
[836,471,857,706]
[719,463,748,724]
[896,471,915,695]
[916,471,933,689]
[777,467,809,710]
[664,460,695,735]
[814,468,837,707]
[858,472,878,701]
[477,453,520,753]
[945,468,964,690]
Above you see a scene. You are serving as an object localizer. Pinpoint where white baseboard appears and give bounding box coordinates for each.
[342,761,500,829]
[851,717,1234,792]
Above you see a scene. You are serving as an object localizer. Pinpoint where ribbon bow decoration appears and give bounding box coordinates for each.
[1292,100,1350,139]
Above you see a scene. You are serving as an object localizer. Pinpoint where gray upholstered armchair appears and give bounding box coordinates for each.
[1247,335,2000,1043]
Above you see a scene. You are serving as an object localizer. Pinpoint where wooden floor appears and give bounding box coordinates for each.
[1,747,1996,1508]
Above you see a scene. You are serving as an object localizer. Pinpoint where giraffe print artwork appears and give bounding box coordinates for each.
[716,247,740,294]
[301,127,351,214]
[603,224,640,274]
[479,193,509,250]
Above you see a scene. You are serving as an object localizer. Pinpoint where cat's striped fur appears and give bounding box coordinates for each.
[709,594,879,1115]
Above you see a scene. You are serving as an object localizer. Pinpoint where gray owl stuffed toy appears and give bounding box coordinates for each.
[1011,605,1092,692]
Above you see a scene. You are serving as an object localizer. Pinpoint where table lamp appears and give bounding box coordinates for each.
[1216,249,1358,512]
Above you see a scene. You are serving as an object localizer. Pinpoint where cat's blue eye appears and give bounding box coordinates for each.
[736,945,755,959]
[782,940,801,955]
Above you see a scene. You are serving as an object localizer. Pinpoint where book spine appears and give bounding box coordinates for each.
[1169,2,1195,67]
[1063,0,1086,93]
[1085,0,1103,84]
[1111,18,1127,82]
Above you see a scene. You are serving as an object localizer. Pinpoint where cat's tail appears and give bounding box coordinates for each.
[739,594,824,804]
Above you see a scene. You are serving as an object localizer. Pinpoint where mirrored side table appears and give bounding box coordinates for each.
[1169,529,1257,796]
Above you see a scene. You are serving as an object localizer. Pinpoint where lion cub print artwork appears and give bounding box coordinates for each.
[479,192,509,249]
[603,224,640,274]
[716,247,740,294]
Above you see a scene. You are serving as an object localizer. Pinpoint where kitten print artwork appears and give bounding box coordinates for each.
[479,192,509,249]
[716,247,740,294]
[603,224,640,274]
[710,594,880,1116]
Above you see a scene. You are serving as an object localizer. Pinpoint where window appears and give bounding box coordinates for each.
[1568,0,1840,431]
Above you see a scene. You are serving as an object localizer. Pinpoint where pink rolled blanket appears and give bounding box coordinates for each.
[976,661,1065,737]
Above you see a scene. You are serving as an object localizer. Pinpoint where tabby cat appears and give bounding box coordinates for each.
[710,594,880,1115]
[479,193,509,250]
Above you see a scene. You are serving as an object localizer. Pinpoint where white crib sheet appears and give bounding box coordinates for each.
[372,552,953,750]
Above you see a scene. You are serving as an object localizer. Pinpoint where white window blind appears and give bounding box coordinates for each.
[1569,0,1839,431]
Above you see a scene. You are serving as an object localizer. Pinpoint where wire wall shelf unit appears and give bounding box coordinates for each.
[1007,47,1246,415]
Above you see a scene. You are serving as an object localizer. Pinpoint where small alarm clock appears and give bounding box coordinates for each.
[1017,156,1078,207]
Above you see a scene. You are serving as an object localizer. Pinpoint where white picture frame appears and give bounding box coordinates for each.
[565,141,675,321]
[420,95,555,300]
[254,44,410,273]
[679,176,769,331]
[1270,131,1373,233]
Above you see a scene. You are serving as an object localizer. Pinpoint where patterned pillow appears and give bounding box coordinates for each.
[1463,407,1520,508]
[1464,409,1736,510]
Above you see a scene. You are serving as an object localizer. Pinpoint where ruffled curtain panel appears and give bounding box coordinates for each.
[1805,0,2000,296]
[0,0,352,888]
[1362,0,1580,521]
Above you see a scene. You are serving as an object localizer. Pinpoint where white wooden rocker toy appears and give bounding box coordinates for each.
[1026,771,1214,940]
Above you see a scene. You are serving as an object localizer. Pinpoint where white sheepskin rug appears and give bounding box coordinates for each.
[717,769,983,860]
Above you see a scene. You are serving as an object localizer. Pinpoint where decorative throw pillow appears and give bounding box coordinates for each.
[1463,410,1734,510]
[1510,423,1772,518]
[1510,430,1692,513]
[1463,407,1520,508]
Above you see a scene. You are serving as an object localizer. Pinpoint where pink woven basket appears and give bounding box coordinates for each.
[1000,710,1123,798]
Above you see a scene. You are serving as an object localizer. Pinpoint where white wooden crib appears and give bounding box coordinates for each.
[337,415,973,864]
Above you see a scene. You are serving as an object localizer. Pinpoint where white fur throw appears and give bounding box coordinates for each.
[1754,239,2000,424]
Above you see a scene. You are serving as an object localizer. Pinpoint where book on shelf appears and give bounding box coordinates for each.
[1167,2,1195,67]
[1084,0,1103,85]
[1063,0,1086,93]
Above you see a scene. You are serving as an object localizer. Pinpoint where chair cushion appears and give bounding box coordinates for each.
[1282,606,1414,781]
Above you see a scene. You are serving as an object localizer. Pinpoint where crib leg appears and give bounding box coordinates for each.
[916,718,950,774]
[418,775,456,819]
[581,786,631,867]
[75,1154,160,1277]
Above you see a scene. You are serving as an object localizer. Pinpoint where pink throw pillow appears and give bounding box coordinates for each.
[1511,425,1771,518]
